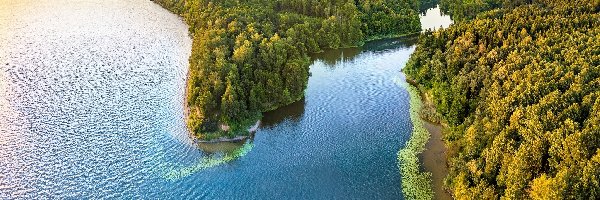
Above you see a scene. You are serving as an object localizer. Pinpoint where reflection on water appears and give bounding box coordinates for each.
[197,138,251,155]
[364,37,419,51]
[310,38,418,66]
[261,99,306,129]
[310,47,362,66]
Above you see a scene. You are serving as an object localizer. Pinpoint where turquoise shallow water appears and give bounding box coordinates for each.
[0,1,451,199]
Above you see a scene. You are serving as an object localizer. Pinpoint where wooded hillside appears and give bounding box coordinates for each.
[405,0,600,198]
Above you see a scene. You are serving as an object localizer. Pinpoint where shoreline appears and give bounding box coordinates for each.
[196,135,249,143]
[406,77,452,200]
[196,120,261,143]
[397,83,433,199]
[420,121,452,200]
[181,52,250,144]
[181,44,259,143]
[183,63,190,127]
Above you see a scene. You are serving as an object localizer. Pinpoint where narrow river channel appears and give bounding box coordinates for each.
[0,1,451,199]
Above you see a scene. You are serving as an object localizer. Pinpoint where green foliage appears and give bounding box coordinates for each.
[358,0,422,40]
[419,0,441,14]
[154,0,422,139]
[398,83,434,200]
[405,0,600,198]
[439,0,532,21]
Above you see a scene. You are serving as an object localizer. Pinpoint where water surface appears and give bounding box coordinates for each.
[420,5,453,31]
[0,0,192,198]
[0,1,450,199]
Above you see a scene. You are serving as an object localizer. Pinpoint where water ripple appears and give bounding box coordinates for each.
[1,0,193,198]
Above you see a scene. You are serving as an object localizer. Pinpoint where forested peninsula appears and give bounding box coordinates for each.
[405,0,600,198]
[155,0,422,140]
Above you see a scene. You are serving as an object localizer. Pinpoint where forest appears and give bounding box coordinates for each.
[154,0,422,139]
[405,0,600,198]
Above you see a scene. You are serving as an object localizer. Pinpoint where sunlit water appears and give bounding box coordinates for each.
[0,1,451,199]
[420,5,453,31]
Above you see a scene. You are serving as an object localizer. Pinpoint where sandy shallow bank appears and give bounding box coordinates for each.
[420,121,452,200]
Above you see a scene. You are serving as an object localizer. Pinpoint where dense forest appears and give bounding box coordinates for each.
[439,0,537,22]
[405,0,600,198]
[154,0,422,139]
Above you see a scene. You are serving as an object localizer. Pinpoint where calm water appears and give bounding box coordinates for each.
[420,5,453,31]
[0,1,451,199]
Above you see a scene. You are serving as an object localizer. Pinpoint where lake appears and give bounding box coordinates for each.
[0,1,451,199]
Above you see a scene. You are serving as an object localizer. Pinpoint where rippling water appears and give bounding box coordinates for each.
[1,1,451,199]
[0,1,193,198]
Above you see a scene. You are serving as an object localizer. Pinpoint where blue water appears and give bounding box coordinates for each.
[0,1,451,199]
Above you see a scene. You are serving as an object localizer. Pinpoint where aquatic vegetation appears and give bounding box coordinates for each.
[397,83,433,200]
[163,142,254,181]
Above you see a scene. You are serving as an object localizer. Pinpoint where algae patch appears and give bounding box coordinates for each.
[163,142,254,181]
[397,82,433,200]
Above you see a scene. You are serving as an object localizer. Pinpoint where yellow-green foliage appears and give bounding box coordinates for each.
[397,83,433,200]
[405,0,600,198]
